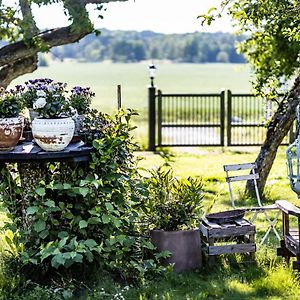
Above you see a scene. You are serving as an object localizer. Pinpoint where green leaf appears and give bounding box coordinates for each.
[58,231,69,239]
[79,220,88,229]
[102,214,110,224]
[105,203,114,212]
[58,237,68,248]
[51,253,65,268]
[35,187,46,196]
[39,230,49,239]
[87,217,101,225]
[84,239,97,249]
[44,200,55,207]
[63,183,72,189]
[34,220,46,232]
[27,206,39,215]
[79,187,89,197]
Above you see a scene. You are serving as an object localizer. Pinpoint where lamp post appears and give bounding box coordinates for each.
[148,63,157,151]
[287,106,300,197]
[148,63,157,87]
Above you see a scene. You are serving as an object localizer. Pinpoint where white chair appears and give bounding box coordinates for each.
[224,162,281,245]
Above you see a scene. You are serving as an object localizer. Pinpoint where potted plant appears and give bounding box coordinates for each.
[29,79,75,151]
[69,86,95,141]
[144,167,204,272]
[0,86,24,151]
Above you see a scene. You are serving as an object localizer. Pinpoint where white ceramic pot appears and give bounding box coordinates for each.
[32,117,75,151]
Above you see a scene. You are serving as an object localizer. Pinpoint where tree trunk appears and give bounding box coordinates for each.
[246,75,300,196]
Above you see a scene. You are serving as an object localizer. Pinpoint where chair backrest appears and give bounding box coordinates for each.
[223,162,262,209]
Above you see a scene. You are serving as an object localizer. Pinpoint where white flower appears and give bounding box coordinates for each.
[36,90,46,97]
[47,85,55,92]
[33,97,47,109]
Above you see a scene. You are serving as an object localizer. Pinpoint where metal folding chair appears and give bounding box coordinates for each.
[224,162,281,245]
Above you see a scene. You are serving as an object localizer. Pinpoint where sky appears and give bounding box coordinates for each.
[23,0,233,34]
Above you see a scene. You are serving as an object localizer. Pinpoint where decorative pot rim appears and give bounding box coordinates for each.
[0,116,23,124]
[151,228,199,233]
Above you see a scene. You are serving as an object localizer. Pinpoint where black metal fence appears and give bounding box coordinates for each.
[156,90,225,147]
[148,88,293,150]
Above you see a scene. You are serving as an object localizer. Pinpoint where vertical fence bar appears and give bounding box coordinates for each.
[220,91,225,146]
[227,90,232,146]
[148,86,156,151]
[157,90,162,147]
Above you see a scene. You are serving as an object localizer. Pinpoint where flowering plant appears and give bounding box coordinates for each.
[23,78,70,118]
[0,85,24,118]
[69,86,94,115]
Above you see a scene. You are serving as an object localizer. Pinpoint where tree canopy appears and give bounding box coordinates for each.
[201,0,300,98]
[0,0,128,88]
[201,0,300,193]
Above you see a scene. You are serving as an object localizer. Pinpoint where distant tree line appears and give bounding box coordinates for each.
[51,29,246,63]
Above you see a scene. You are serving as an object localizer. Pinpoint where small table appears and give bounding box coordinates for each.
[200,216,256,265]
[0,141,92,163]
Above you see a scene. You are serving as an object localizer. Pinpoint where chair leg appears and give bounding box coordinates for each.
[259,210,281,245]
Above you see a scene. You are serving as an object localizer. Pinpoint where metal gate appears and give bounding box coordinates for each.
[148,88,292,150]
[227,91,291,146]
[156,90,225,147]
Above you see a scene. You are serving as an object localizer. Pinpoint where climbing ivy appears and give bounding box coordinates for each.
[0,109,166,283]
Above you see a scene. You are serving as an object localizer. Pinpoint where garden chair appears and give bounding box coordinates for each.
[224,162,281,245]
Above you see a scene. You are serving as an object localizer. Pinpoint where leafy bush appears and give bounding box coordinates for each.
[0,109,165,284]
[143,167,204,231]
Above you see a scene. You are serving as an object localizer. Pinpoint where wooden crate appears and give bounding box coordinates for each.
[200,217,256,264]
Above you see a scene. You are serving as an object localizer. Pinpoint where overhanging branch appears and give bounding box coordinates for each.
[0,25,91,67]
[0,55,37,88]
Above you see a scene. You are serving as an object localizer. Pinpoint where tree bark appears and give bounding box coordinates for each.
[246,75,300,196]
[0,0,129,88]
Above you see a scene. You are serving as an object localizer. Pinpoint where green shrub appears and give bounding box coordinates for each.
[143,167,204,231]
[0,109,165,285]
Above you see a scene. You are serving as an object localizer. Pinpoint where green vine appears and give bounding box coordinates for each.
[0,109,166,283]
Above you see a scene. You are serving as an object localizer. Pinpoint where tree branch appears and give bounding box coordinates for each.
[19,0,39,37]
[0,55,37,88]
[0,25,91,67]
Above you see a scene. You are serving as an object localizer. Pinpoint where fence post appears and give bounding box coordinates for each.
[220,90,225,146]
[148,85,156,151]
[227,90,232,146]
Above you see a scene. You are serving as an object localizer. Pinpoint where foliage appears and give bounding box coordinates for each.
[200,0,300,98]
[143,167,204,231]
[52,29,246,63]
[0,109,165,284]
[69,86,94,115]
[0,86,24,118]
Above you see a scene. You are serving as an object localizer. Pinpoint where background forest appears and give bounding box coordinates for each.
[51,29,246,63]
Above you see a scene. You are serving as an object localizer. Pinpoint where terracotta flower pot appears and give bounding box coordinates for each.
[32,117,75,151]
[0,117,23,151]
[151,229,202,272]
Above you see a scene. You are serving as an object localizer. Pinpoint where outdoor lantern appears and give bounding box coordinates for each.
[287,105,300,197]
[148,63,156,87]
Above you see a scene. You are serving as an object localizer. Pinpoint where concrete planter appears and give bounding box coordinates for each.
[151,229,202,272]
[32,117,75,151]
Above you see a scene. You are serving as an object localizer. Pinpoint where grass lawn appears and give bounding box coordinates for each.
[1,146,300,299]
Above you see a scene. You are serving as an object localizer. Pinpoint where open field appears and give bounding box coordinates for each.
[12,62,253,116]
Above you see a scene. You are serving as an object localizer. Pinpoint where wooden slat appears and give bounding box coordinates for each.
[276,200,300,217]
[208,243,256,255]
[223,163,256,171]
[208,225,255,238]
[285,235,300,256]
[226,173,259,182]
